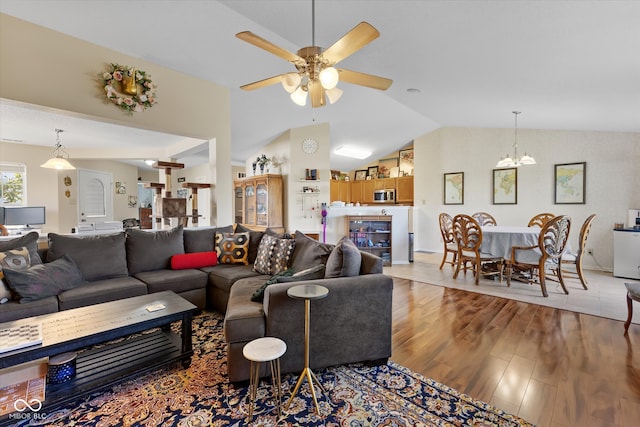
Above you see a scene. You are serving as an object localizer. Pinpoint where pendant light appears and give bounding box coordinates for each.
[496,111,536,168]
[40,129,76,170]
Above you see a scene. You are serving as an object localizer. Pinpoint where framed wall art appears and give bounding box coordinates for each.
[378,157,398,178]
[493,168,517,204]
[367,166,378,178]
[443,172,464,205]
[399,148,414,176]
[355,169,367,181]
[554,162,586,204]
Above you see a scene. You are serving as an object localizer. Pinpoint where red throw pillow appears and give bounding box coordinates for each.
[171,252,217,270]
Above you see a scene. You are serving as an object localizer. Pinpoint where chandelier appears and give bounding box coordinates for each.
[496,111,536,168]
[40,128,76,170]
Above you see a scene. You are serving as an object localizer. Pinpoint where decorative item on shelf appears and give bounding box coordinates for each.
[101,63,157,114]
[256,154,271,174]
[496,111,535,168]
[41,129,76,170]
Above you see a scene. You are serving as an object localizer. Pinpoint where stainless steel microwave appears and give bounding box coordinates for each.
[373,189,395,203]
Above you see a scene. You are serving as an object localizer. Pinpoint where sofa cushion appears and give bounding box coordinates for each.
[134,268,208,294]
[0,231,42,265]
[235,224,265,264]
[277,264,326,283]
[0,296,59,323]
[207,264,263,295]
[290,231,334,271]
[224,277,268,344]
[47,232,128,281]
[184,225,233,253]
[215,232,249,265]
[325,237,362,278]
[3,255,84,303]
[126,226,184,274]
[57,276,148,311]
[0,246,31,303]
[171,252,217,270]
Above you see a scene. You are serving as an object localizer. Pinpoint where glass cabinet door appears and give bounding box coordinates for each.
[244,184,255,225]
[256,182,268,227]
[234,184,243,224]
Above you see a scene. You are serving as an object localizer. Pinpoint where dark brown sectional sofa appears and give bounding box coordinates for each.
[0,225,394,383]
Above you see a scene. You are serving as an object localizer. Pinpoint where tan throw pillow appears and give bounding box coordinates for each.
[216,232,250,265]
[0,247,31,303]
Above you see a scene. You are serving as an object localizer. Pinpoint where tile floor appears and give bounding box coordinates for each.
[383,251,638,324]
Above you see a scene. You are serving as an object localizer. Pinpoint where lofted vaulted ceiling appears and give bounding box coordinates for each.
[1,0,639,172]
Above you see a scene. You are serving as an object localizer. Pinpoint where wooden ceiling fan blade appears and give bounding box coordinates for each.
[309,81,326,108]
[322,22,380,65]
[240,74,285,91]
[236,31,305,64]
[338,69,392,90]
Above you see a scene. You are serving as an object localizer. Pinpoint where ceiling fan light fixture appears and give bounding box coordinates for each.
[319,66,339,89]
[326,87,343,104]
[334,145,371,160]
[282,72,301,93]
[291,86,308,106]
[41,128,75,170]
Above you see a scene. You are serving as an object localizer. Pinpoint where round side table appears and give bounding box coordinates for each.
[284,284,329,415]
[243,337,287,422]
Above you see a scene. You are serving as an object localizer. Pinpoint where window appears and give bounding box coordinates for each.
[0,163,26,206]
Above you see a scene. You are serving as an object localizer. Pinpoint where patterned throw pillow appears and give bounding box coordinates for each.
[253,234,277,274]
[253,234,295,275]
[215,232,250,265]
[0,247,31,303]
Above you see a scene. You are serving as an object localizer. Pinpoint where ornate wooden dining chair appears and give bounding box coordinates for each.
[527,212,555,228]
[452,214,503,285]
[506,215,571,297]
[472,212,497,227]
[560,214,596,289]
[438,213,457,269]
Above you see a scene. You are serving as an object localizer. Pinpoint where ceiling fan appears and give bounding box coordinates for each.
[236,0,392,108]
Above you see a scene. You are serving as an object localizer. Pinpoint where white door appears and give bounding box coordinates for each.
[78,169,113,225]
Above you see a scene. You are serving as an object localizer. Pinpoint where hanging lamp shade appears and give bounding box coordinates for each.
[41,129,75,170]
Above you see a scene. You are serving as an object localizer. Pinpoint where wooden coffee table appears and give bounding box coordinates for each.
[0,291,196,416]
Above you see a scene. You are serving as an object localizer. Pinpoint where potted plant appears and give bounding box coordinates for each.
[256,154,270,174]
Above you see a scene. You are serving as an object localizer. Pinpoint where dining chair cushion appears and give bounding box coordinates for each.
[627,282,640,300]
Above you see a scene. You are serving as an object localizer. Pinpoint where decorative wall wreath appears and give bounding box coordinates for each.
[101,63,157,113]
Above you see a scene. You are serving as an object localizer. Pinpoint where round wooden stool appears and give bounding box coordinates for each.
[242,337,287,422]
[624,282,640,333]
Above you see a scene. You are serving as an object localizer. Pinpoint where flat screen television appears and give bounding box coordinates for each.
[0,206,46,227]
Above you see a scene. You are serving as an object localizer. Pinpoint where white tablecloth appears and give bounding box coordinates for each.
[481,226,541,263]
[481,226,572,264]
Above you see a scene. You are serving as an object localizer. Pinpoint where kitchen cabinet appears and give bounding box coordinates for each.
[330,180,351,203]
[396,176,414,204]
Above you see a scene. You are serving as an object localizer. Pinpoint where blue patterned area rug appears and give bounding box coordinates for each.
[19,312,534,426]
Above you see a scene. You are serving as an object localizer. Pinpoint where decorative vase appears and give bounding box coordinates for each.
[252,163,257,176]
[260,165,265,174]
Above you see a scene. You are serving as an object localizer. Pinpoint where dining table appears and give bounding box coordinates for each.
[480,225,562,264]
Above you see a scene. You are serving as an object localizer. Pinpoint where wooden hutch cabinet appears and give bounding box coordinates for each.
[233,174,284,231]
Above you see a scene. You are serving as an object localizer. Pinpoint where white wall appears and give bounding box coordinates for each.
[413,127,640,271]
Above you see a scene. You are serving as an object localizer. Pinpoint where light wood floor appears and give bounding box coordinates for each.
[388,277,640,427]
